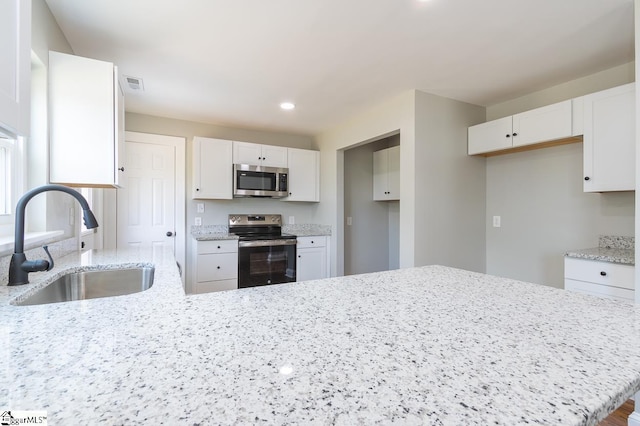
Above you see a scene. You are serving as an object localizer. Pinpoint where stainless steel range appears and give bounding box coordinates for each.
[229,214,296,288]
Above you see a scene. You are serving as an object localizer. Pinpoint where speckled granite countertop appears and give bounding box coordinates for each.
[565,235,635,265]
[191,224,331,240]
[3,253,640,425]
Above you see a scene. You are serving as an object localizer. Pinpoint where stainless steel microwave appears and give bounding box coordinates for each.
[233,164,289,198]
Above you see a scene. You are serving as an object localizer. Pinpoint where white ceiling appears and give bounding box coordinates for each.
[44,0,634,136]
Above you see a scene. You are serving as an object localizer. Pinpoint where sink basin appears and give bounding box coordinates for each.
[15,267,155,306]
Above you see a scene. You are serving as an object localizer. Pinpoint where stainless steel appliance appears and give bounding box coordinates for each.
[230,214,296,288]
[233,164,289,198]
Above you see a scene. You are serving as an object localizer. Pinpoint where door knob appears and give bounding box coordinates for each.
[166,231,173,237]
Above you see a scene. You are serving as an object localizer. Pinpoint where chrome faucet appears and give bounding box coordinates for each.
[8,184,99,286]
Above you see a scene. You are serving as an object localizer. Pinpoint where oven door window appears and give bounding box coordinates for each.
[238,244,296,288]
[237,171,276,191]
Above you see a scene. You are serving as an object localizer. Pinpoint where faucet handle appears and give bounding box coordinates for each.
[42,245,54,271]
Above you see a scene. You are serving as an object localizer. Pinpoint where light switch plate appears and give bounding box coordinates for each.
[492,216,501,228]
[289,216,295,224]
[196,203,205,213]
[195,217,202,226]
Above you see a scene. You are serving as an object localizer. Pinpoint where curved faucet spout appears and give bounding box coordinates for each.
[9,184,99,285]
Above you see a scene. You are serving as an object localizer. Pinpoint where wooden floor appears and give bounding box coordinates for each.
[599,399,634,426]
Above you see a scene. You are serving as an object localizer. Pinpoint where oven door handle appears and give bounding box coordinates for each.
[238,239,297,248]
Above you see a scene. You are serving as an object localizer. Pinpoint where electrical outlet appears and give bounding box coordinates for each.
[197,203,205,213]
[347,216,352,226]
[195,217,202,226]
[492,215,501,228]
[289,216,295,224]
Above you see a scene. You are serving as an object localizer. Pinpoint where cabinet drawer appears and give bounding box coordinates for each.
[297,236,327,249]
[565,279,634,302]
[194,279,237,294]
[197,252,238,281]
[564,257,634,290]
[197,240,238,254]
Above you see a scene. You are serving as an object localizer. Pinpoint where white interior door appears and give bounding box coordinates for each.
[114,132,186,284]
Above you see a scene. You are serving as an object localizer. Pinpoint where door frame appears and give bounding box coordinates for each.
[104,131,186,284]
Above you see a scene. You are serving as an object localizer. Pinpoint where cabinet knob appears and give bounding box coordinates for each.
[217,266,221,269]
[166,231,173,237]
[600,271,607,276]
[311,241,314,244]
[118,167,125,172]
[584,177,590,181]
[512,133,518,137]
[217,245,221,249]
[298,255,301,258]
[196,188,200,191]
[506,134,511,138]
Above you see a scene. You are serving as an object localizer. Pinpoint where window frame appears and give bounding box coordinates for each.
[0,130,24,237]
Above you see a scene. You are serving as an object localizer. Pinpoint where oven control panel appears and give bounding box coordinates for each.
[229,214,282,226]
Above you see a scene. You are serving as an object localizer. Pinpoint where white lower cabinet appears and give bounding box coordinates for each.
[296,236,329,282]
[191,239,238,294]
[564,257,634,302]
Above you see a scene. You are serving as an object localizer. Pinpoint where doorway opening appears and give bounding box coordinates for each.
[343,133,400,275]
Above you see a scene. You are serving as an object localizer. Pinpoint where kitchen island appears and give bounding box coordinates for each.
[2,248,640,425]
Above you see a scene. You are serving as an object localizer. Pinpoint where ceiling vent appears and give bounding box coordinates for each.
[123,75,144,92]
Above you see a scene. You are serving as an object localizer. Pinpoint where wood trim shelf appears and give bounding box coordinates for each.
[472,135,583,157]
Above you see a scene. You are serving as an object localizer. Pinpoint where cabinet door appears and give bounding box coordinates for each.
[512,100,572,148]
[197,252,238,281]
[192,137,232,199]
[373,149,388,200]
[386,146,400,200]
[583,83,635,192]
[261,145,288,168]
[286,148,319,202]
[49,52,117,187]
[468,116,513,155]
[233,141,262,166]
[114,72,126,187]
[0,0,30,136]
[297,247,327,281]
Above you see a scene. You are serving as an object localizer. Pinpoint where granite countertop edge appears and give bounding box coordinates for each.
[564,247,635,266]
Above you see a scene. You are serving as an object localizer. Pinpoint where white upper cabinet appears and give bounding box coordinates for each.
[468,100,572,155]
[233,141,287,168]
[192,137,233,199]
[373,146,400,201]
[49,52,125,187]
[0,0,31,135]
[285,148,320,202]
[582,83,635,192]
[511,100,572,148]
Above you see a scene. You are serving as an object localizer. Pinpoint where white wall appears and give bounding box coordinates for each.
[30,0,77,238]
[414,91,486,271]
[486,63,635,287]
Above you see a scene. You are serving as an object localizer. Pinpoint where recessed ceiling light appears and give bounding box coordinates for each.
[280,102,295,110]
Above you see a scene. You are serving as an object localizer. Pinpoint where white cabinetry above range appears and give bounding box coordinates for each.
[192,138,320,202]
[192,137,233,199]
[233,141,288,168]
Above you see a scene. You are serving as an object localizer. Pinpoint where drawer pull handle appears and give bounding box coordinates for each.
[600,271,607,276]
[217,246,221,249]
